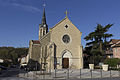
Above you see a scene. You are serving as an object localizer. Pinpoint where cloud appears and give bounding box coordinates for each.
[11,3,41,12]
[0,0,42,13]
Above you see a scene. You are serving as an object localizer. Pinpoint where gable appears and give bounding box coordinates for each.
[51,17,82,34]
[113,41,120,47]
[110,39,120,44]
[50,17,82,46]
[111,39,120,47]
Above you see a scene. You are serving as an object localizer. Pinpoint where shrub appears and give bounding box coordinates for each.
[94,66,101,69]
[104,58,120,67]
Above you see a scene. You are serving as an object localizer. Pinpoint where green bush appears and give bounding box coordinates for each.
[94,66,101,69]
[104,58,120,67]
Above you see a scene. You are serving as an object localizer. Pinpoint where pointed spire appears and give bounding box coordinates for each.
[42,8,47,25]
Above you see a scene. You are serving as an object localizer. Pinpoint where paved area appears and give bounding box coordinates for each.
[18,69,120,79]
[1,68,120,80]
[0,77,120,80]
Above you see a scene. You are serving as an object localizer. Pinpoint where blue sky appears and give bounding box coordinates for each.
[0,0,120,48]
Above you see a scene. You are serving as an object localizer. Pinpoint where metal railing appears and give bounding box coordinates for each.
[19,68,120,79]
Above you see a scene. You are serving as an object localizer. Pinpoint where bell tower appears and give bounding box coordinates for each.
[39,8,48,40]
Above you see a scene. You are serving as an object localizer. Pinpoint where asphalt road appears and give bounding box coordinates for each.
[0,68,20,77]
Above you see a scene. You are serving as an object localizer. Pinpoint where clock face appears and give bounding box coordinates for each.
[62,35,70,44]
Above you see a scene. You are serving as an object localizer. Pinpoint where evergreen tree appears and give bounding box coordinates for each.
[84,24,113,65]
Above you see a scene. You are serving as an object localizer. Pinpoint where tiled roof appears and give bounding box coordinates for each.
[110,39,120,47]
[32,40,40,44]
[115,43,120,46]
[110,39,120,44]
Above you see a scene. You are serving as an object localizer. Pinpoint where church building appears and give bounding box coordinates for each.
[27,8,83,71]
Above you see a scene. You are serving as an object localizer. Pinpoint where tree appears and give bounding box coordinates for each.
[0,47,28,66]
[84,24,113,65]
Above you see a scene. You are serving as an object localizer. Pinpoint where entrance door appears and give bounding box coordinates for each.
[62,58,69,68]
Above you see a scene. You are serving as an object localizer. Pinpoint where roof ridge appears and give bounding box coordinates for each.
[51,17,68,30]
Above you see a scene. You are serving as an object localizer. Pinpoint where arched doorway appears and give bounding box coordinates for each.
[62,50,72,68]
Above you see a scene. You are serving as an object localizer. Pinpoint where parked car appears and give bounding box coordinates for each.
[0,65,7,70]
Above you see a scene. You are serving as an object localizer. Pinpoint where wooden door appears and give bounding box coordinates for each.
[62,58,69,68]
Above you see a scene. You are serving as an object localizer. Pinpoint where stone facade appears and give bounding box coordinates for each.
[50,17,83,69]
[27,9,83,71]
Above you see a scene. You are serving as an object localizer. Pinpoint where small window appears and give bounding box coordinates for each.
[65,25,68,29]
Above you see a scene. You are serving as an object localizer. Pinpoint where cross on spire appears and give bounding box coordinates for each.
[43,3,46,7]
[43,0,46,7]
[65,10,68,18]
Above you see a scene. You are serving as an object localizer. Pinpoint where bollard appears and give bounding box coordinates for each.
[119,69,120,77]
[44,71,45,79]
[27,71,28,77]
[27,70,29,77]
[90,69,92,78]
[110,67,112,77]
[36,70,37,75]
[110,70,112,77]
[55,68,56,78]
[80,69,81,79]
[42,71,44,79]
[67,68,69,79]
[24,72,25,77]
[118,68,120,77]
[49,71,51,77]
[100,68,102,78]
[42,71,45,79]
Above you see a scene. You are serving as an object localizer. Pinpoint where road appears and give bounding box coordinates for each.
[0,68,20,77]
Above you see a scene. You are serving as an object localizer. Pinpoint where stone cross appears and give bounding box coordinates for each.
[65,10,68,17]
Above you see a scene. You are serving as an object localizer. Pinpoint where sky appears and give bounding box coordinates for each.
[0,0,120,48]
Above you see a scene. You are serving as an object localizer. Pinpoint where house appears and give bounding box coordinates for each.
[109,39,120,58]
[18,55,28,68]
[0,59,4,63]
